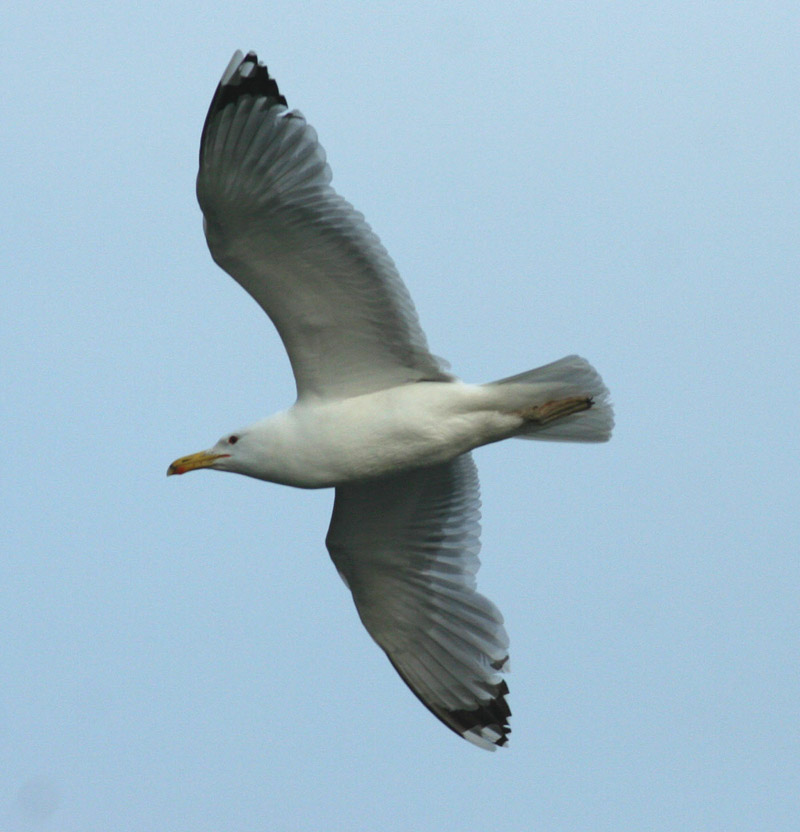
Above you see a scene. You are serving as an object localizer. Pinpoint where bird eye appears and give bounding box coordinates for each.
[228,435,239,445]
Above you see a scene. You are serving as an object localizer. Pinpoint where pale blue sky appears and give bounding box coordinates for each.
[2,3,798,830]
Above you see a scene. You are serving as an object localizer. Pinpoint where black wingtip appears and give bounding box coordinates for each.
[213,51,287,112]
[200,51,288,163]
[447,679,512,749]
[387,653,511,749]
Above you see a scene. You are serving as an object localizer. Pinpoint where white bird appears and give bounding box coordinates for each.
[168,50,613,750]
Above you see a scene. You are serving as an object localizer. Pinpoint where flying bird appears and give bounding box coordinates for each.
[168,51,613,750]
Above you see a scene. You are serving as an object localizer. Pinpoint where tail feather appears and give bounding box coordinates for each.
[490,355,613,443]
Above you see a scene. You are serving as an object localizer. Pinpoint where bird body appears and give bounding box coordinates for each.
[173,365,606,488]
[168,50,613,749]
[217,381,517,488]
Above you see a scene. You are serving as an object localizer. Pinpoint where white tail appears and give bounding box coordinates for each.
[490,355,613,442]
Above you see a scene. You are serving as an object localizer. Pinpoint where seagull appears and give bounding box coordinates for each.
[168,50,613,750]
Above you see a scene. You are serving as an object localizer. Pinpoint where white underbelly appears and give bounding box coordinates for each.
[266,382,520,488]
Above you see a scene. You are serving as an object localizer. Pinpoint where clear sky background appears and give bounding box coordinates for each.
[2,3,798,830]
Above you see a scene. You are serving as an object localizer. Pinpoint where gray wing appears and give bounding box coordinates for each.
[325,454,511,749]
[197,51,450,401]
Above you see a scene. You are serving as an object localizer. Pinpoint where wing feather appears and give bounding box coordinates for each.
[325,455,511,749]
[197,51,450,400]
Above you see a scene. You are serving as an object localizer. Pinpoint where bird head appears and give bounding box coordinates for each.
[167,431,247,476]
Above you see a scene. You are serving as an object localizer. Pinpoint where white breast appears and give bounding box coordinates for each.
[247,382,520,488]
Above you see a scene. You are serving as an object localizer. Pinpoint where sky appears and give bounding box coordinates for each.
[2,2,798,830]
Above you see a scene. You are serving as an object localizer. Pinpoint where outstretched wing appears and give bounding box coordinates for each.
[325,454,511,749]
[197,51,450,401]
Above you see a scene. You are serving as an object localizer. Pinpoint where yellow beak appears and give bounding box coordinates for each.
[167,450,229,476]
